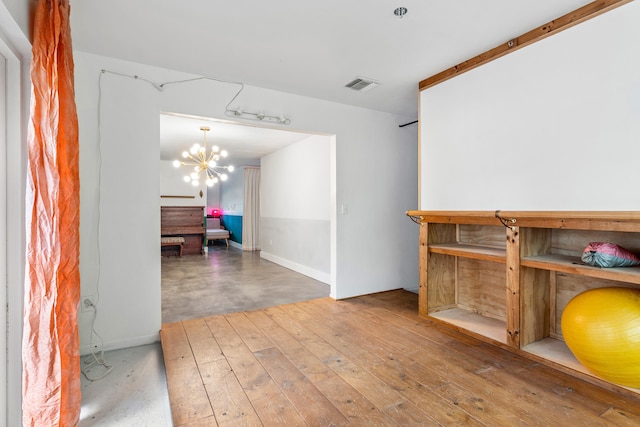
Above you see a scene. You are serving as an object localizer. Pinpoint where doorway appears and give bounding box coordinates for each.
[159,113,335,322]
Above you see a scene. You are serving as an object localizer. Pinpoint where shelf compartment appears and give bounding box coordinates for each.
[429,243,506,263]
[521,254,640,285]
[429,308,506,344]
[523,337,640,395]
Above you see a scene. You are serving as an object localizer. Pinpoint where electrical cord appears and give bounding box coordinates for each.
[157,75,245,112]
[100,69,291,124]
[80,301,112,382]
[100,70,246,112]
[80,70,111,382]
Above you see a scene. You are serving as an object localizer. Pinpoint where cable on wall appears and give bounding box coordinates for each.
[81,301,112,381]
[81,70,111,381]
[100,70,292,124]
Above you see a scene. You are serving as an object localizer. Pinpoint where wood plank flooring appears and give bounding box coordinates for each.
[160,290,640,426]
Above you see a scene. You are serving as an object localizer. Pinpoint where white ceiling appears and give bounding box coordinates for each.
[159,113,315,163]
[70,0,593,159]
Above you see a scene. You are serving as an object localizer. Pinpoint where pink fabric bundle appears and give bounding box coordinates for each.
[582,242,640,268]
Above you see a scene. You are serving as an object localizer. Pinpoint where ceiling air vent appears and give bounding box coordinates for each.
[345,76,380,92]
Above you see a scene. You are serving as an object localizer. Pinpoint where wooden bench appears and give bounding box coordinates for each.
[161,236,185,256]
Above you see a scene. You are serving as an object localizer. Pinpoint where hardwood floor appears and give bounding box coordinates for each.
[160,290,640,426]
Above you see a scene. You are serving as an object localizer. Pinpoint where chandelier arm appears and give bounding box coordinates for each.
[186,154,200,163]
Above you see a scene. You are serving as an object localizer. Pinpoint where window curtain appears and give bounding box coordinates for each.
[22,1,81,426]
[242,167,261,251]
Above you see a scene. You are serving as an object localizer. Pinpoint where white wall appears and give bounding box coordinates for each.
[420,1,640,210]
[261,135,330,220]
[220,166,247,216]
[206,182,220,215]
[261,135,332,283]
[74,50,418,351]
[159,160,207,207]
[76,59,163,353]
[1,0,30,40]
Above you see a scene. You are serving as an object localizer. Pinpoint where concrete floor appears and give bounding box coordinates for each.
[162,243,330,324]
[79,343,172,426]
[79,245,330,426]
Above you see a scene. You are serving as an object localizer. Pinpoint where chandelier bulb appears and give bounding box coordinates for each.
[192,180,200,187]
[220,174,228,181]
[182,151,189,158]
[206,179,214,187]
[221,150,228,157]
[228,165,235,172]
[184,176,191,182]
[212,145,219,152]
[172,160,180,168]
[208,160,217,167]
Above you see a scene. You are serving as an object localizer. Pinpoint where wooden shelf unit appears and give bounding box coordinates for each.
[408,210,640,397]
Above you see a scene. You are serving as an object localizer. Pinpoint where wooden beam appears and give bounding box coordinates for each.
[419,0,632,91]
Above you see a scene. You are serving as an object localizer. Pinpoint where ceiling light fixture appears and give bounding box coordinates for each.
[394,7,408,18]
[172,126,235,187]
[225,107,291,125]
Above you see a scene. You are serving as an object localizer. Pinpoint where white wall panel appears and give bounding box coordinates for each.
[420,2,640,210]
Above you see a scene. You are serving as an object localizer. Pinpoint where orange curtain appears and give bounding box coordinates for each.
[22,0,81,426]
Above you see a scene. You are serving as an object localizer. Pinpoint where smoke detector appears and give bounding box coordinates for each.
[345,76,380,92]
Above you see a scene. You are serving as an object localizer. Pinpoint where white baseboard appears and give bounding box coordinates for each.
[229,240,242,249]
[260,251,330,284]
[80,332,159,356]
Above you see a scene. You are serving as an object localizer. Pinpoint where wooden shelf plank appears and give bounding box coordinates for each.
[521,254,640,285]
[523,337,582,370]
[428,308,506,344]
[407,210,640,232]
[429,243,506,263]
[523,337,640,395]
[407,210,502,226]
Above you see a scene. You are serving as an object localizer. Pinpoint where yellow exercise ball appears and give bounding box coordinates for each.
[561,287,640,388]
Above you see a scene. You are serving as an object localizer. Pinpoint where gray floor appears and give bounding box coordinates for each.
[79,245,330,426]
[79,343,172,426]
[162,243,330,324]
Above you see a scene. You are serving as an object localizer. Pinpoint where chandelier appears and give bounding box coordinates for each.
[172,126,235,187]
